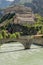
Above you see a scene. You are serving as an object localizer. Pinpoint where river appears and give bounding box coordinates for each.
[0,42,43,65]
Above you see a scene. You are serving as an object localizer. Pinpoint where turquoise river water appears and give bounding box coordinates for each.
[0,42,43,65]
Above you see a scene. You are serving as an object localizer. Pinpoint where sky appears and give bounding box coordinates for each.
[0,0,14,2]
[6,0,14,2]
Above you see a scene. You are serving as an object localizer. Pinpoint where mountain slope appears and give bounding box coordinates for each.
[0,0,43,16]
[32,0,43,16]
[0,9,4,18]
[0,0,11,8]
[11,0,43,16]
[11,0,32,5]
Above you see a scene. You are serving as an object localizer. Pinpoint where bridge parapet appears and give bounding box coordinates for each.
[0,35,43,49]
[0,36,32,49]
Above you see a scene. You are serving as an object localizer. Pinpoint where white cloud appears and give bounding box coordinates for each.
[6,0,14,2]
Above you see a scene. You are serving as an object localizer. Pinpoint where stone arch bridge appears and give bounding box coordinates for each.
[0,35,43,49]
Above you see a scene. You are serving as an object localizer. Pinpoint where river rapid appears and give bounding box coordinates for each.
[0,42,43,65]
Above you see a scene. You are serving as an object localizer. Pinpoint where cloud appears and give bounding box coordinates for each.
[6,0,14,2]
[0,0,14,2]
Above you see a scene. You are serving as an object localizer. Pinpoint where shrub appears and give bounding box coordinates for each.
[15,32,20,38]
[1,30,8,39]
[0,33,3,39]
[10,33,16,39]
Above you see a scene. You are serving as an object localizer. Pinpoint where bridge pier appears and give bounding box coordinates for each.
[0,36,32,49]
[21,39,32,49]
[23,42,31,49]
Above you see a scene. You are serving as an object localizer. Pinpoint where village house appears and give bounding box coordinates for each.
[13,11,35,25]
[4,5,35,25]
